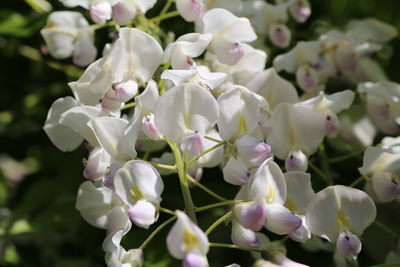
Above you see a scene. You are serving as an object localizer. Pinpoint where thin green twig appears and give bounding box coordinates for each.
[138,216,176,250]
[205,211,233,236]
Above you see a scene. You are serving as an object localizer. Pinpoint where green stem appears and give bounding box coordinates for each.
[373,220,399,237]
[329,149,364,164]
[204,136,223,143]
[187,142,225,168]
[138,216,176,250]
[186,174,228,202]
[309,162,332,186]
[91,21,116,30]
[166,138,197,223]
[209,242,263,253]
[151,10,180,23]
[120,102,136,110]
[159,207,176,216]
[319,144,333,185]
[140,160,176,171]
[205,211,233,236]
[154,0,174,25]
[196,200,248,212]
[349,176,365,188]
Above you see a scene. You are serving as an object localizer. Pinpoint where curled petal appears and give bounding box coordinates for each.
[336,231,362,261]
[128,199,157,229]
[264,203,302,235]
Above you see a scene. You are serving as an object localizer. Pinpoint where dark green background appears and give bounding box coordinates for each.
[0,0,399,266]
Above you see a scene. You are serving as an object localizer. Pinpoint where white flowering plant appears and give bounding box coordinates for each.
[3,0,400,266]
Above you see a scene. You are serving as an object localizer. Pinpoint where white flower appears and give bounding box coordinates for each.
[103,230,144,267]
[200,8,257,65]
[113,160,164,228]
[306,185,376,260]
[288,0,311,23]
[247,68,299,109]
[167,210,209,259]
[41,11,96,66]
[217,86,260,141]
[75,181,131,234]
[154,84,218,144]
[163,33,213,70]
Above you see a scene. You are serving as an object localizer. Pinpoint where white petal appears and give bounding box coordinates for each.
[73,36,97,67]
[107,206,132,234]
[59,105,102,146]
[336,231,362,261]
[202,8,256,43]
[246,68,299,109]
[231,220,259,248]
[264,203,302,235]
[167,210,209,259]
[113,160,164,206]
[83,147,112,181]
[250,159,287,205]
[233,200,266,232]
[223,156,250,186]
[154,84,219,143]
[43,97,83,152]
[217,86,260,141]
[128,199,157,229]
[284,171,315,214]
[176,0,205,22]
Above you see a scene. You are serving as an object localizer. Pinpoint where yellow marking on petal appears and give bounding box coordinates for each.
[130,186,143,201]
[236,115,248,136]
[184,111,192,129]
[372,154,392,172]
[285,198,299,213]
[336,209,350,231]
[183,229,199,250]
[266,184,275,203]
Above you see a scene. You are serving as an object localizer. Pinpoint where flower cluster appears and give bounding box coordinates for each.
[42,0,400,266]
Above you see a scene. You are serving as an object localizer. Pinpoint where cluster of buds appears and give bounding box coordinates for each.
[41,0,400,266]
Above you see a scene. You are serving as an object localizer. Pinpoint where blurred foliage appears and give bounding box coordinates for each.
[1,0,400,266]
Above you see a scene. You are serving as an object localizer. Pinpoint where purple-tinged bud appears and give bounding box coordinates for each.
[142,113,163,140]
[296,64,319,92]
[127,200,157,229]
[268,24,291,48]
[336,231,362,261]
[289,0,311,23]
[236,135,272,166]
[176,0,205,22]
[325,112,340,138]
[265,204,302,235]
[213,40,244,65]
[90,1,112,24]
[113,80,138,103]
[183,252,208,267]
[231,221,260,248]
[101,89,123,110]
[289,216,311,242]
[83,147,111,181]
[335,45,357,74]
[112,2,135,26]
[233,200,266,232]
[371,172,400,203]
[285,150,308,172]
[181,131,205,159]
[223,156,251,186]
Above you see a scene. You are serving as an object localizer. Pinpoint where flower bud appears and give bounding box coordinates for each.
[181,131,205,159]
[289,0,311,23]
[183,252,208,267]
[285,150,308,172]
[371,172,400,202]
[324,112,340,138]
[231,221,260,248]
[265,204,302,235]
[90,1,112,24]
[122,249,144,266]
[268,24,291,48]
[335,44,357,74]
[233,200,266,232]
[176,0,205,22]
[83,147,111,181]
[236,135,272,166]
[288,216,311,243]
[142,113,163,140]
[213,40,244,65]
[112,1,136,26]
[336,231,362,261]
[223,156,251,186]
[113,80,138,103]
[296,64,319,92]
[101,89,123,110]
[127,200,157,229]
